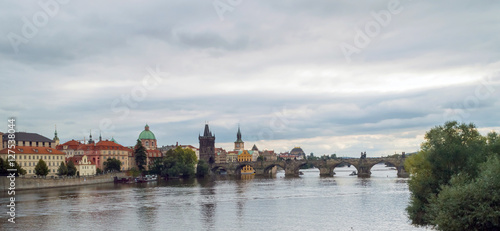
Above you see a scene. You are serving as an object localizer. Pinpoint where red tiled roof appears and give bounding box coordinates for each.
[67,155,95,165]
[0,146,65,155]
[57,139,85,150]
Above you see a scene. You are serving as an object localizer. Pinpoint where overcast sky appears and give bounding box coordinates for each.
[1,0,499,157]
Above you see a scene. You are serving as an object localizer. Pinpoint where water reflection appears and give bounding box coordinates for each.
[198,179,216,230]
[0,166,425,231]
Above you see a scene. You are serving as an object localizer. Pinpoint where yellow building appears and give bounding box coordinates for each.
[241,165,255,175]
[237,150,254,174]
[237,150,252,162]
[0,146,65,176]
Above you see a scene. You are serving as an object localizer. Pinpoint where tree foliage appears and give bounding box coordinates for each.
[0,159,26,176]
[406,121,499,229]
[150,147,197,178]
[57,161,67,176]
[128,167,141,178]
[104,158,122,172]
[35,159,49,176]
[196,160,209,177]
[134,139,148,171]
[429,156,500,230]
[66,160,77,176]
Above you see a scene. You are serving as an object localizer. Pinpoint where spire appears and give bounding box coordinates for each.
[236,125,243,142]
[99,130,102,142]
[88,129,94,144]
[53,125,59,141]
[203,123,212,137]
[145,124,149,131]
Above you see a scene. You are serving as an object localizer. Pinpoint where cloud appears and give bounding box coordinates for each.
[1,1,499,156]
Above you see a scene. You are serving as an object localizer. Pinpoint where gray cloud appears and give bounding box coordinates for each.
[1,1,499,156]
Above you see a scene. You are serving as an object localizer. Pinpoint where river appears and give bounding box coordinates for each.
[1,164,427,231]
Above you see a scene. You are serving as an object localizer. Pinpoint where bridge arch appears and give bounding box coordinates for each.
[211,165,229,174]
[366,158,401,177]
[330,161,359,176]
[263,163,285,175]
[234,162,256,175]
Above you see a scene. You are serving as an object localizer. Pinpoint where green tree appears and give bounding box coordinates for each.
[67,160,77,176]
[35,159,49,176]
[430,156,500,230]
[57,161,67,176]
[0,158,8,175]
[150,147,197,178]
[104,158,122,172]
[406,121,494,228]
[0,159,26,176]
[257,155,264,161]
[196,160,209,177]
[128,167,141,178]
[134,139,148,171]
[96,168,102,174]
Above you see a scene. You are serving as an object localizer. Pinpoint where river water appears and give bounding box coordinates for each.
[1,164,427,231]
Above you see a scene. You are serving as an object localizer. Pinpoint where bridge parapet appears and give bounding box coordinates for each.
[210,156,408,178]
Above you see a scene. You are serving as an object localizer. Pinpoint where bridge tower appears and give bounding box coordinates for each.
[199,123,216,164]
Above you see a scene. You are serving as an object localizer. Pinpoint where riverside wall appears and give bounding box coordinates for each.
[0,172,126,191]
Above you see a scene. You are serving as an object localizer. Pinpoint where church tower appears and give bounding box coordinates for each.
[199,123,215,164]
[234,126,244,151]
[53,125,60,146]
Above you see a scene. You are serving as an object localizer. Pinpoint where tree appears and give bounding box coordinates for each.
[96,168,102,174]
[257,155,264,161]
[196,160,209,177]
[0,158,8,175]
[0,159,26,176]
[67,160,77,176]
[134,139,148,171]
[150,147,197,178]
[57,161,67,176]
[35,159,49,176]
[429,156,500,230]
[128,167,141,178]
[406,121,496,228]
[104,158,122,172]
[13,161,26,176]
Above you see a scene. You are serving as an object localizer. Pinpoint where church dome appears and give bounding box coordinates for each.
[290,147,305,155]
[138,124,156,140]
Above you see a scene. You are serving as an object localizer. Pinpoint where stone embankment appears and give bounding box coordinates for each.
[0,172,126,191]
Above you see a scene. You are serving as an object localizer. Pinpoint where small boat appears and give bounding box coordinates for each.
[135,175,158,183]
[349,171,357,176]
[299,171,304,175]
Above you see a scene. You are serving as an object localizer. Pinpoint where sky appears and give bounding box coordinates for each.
[1,0,499,157]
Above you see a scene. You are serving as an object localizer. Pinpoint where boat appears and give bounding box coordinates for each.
[349,171,357,176]
[114,176,133,183]
[135,175,158,183]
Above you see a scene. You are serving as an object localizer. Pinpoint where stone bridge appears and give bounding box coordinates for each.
[211,157,408,178]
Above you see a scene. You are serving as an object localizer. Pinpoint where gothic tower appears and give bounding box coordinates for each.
[199,123,215,164]
[234,126,244,151]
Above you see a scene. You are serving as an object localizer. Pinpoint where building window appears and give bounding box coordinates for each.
[29,170,31,173]
[145,141,149,146]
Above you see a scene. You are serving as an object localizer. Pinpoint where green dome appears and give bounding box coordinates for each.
[138,124,156,140]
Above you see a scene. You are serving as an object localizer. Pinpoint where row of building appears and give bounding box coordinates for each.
[0,124,305,176]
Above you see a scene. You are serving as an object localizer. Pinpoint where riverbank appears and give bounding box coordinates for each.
[0,172,126,191]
